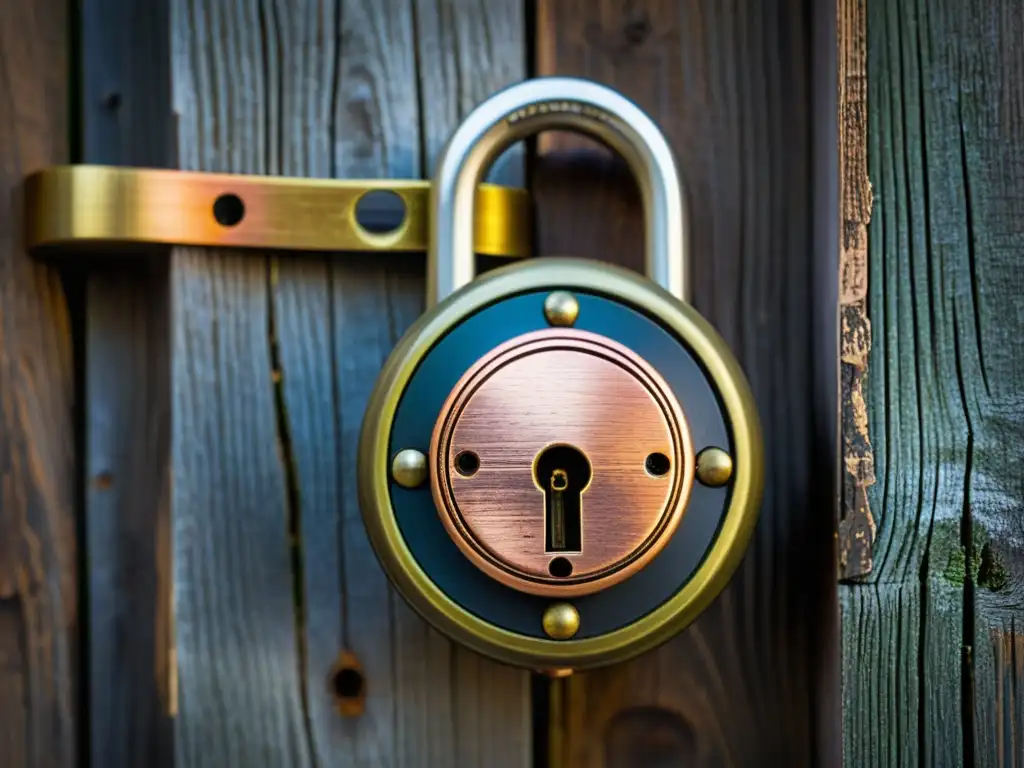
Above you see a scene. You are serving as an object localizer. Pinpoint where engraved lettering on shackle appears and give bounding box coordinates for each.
[505,101,615,127]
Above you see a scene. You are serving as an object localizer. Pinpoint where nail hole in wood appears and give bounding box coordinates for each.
[623,14,651,45]
[329,651,366,718]
[333,667,363,699]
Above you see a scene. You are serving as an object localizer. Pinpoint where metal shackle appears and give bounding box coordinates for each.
[428,77,689,307]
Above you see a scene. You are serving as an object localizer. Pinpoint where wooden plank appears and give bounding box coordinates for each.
[841,0,1024,764]
[976,625,1024,767]
[85,274,173,766]
[534,1,835,764]
[840,0,968,762]
[0,1,77,766]
[954,1,1024,764]
[169,0,315,762]
[811,0,842,759]
[0,605,29,766]
[79,1,175,765]
[169,1,530,765]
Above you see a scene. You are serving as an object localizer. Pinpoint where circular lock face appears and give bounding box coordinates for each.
[358,258,764,672]
[430,328,694,597]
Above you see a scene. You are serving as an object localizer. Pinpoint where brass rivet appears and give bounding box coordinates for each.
[542,602,580,640]
[543,291,579,327]
[696,447,733,487]
[392,448,427,488]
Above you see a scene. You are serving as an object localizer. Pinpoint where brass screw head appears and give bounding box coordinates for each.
[543,291,579,327]
[696,447,733,487]
[542,602,580,640]
[391,448,427,488]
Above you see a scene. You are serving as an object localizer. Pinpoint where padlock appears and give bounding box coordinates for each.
[358,77,763,673]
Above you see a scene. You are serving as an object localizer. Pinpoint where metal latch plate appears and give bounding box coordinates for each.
[24,165,531,258]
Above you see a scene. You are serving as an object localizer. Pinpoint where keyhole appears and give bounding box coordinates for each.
[534,444,592,555]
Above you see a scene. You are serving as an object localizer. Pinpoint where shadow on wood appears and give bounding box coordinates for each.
[534,1,837,765]
[0,2,77,766]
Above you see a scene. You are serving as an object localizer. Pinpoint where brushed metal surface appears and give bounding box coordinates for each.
[430,328,693,597]
[24,165,531,257]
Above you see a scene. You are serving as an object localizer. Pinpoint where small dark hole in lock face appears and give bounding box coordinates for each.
[645,452,671,477]
[213,193,245,227]
[332,667,364,699]
[455,450,480,476]
[355,189,406,234]
[535,444,591,553]
[548,556,574,578]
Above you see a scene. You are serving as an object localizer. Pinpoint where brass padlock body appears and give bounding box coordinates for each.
[359,259,762,670]
[360,77,762,672]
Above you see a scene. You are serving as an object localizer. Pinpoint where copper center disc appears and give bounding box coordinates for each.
[429,328,694,598]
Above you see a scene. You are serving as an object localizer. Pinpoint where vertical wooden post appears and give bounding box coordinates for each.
[79,2,175,765]
[812,0,842,762]
[840,0,1024,765]
[167,1,530,765]
[0,2,77,766]
[533,1,835,765]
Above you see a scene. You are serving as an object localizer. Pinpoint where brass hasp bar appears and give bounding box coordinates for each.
[23,165,532,258]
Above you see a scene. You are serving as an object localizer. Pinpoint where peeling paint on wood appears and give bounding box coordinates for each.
[841,0,1024,764]
[838,0,875,582]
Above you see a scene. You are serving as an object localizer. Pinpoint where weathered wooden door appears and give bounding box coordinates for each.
[15,0,992,766]
[838,0,1024,765]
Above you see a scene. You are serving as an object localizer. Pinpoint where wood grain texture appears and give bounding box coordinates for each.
[842,0,1024,765]
[169,1,530,765]
[841,0,968,762]
[85,272,173,766]
[534,1,835,765]
[170,1,315,763]
[0,1,77,766]
[954,1,1024,764]
[80,1,175,765]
